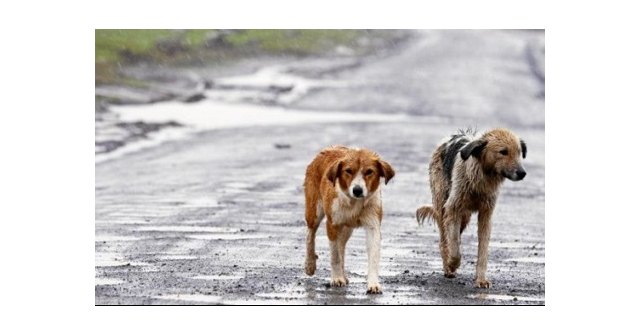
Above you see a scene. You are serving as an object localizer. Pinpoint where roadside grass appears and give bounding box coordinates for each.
[96,29,209,85]
[95,29,401,85]
[225,30,361,55]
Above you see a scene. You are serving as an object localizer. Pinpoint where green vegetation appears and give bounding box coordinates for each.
[225,30,361,55]
[95,29,400,85]
[96,30,174,63]
[96,29,217,85]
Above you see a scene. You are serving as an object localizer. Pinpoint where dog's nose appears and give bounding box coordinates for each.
[516,170,527,180]
[352,185,363,197]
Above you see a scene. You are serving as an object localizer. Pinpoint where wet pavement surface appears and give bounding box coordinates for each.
[96,30,544,305]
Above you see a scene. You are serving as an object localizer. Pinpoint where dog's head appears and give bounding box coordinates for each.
[326,149,395,199]
[460,128,527,181]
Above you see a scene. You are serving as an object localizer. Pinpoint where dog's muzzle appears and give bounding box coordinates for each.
[504,167,527,181]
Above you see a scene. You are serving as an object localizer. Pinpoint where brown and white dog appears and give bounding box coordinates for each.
[304,146,395,294]
[416,128,527,288]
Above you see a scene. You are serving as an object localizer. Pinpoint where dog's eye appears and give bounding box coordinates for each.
[345,168,353,175]
[365,169,374,176]
[499,149,508,155]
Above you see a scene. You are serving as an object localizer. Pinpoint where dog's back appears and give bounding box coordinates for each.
[417,130,474,224]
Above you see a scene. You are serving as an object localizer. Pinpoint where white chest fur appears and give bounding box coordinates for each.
[330,184,381,228]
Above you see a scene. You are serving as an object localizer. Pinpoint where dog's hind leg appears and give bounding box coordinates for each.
[441,212,471,278]
[419,205,452,278]
[437,217,451,277]
[305,201,324,276]
[443,209,463,277]
[475,205,494,288]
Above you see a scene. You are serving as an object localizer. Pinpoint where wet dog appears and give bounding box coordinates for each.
[304,146,395,294]
[416,129,527,288]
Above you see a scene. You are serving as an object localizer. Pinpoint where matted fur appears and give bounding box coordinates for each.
[416,128,527,288]
[304,145,395,294]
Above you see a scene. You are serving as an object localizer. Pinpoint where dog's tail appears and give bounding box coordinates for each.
[416,205,436,226]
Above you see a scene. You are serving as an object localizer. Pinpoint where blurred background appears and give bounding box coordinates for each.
[95,30,543,156]
[95,30,545,305]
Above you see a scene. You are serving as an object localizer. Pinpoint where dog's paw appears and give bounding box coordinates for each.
[474,279,492,288]
[446,255,461,272]
[444,271,456,279]
[304,255,317,276]
[330,277,348,287]
[366,282,382,294]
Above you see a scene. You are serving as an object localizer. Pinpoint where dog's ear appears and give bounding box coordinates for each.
[520,139,527,159]
[460,139,488,161]
[326,160,343,184]
[376,159,395,185]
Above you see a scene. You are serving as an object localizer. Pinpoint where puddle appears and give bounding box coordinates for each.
[134,226,240,233]
[493,242,544,249]
[95,235,141,242]
[379,270,401,277]
[339,276,366,284]
[154,293,312,306]
[95,252,149,267]
[224,182,254,189]
[187,234,270,240]
[96,127,189,164]
[256,292,302,299]
[205,88,278,104]
[156,254,199,260]
[183,198,219,208]
[190,275,244,280]
[213,65,345,105]
[95,278,125,286]
[384,248,416,257]
[96,219,152,225]
[113,100,404,130]
[154,294,222,304]
[222,298,298,305]
[98,99,406,164]
[505,257,545,264]
[96,252,129,267]
[468,293,544,302]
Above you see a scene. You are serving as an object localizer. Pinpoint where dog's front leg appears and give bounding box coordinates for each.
[329,240,347,286]
[337,227,353,285]
[328,222,347,287]
[365,224,382,294]
[475,206,494,288]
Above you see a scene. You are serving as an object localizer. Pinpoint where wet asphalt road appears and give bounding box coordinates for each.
[95,30,544,305]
